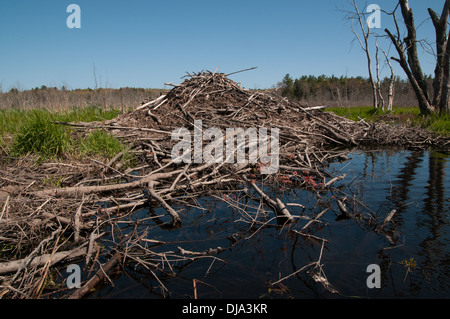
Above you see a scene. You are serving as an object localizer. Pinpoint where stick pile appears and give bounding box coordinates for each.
[122,70,449,149]
[0,70,448,298]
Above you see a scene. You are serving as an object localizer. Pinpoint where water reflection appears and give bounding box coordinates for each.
[420,151,449,296]
[339,149,449,298]
[90,149,449,299]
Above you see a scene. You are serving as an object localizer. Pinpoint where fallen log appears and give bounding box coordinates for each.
[30,169,182,198]
[136,94,167,110]
[68,250,122,299]
[0,246,88,275]
[52,121,173,135]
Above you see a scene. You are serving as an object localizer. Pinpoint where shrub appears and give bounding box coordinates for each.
[11,110,71,159]
[79,129,126,159]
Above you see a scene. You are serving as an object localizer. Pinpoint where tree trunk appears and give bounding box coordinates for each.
[351,0,378,109]
[440,30,450,113]
[381,47,395,111]
[367,48,378,109]
[399,0,430,104]
[385,28,434,114]
[428,1,449,113]
[376,42,385,110]
[385,0,449,115]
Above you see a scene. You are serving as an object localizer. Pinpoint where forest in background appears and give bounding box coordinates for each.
[0,74,423,111]
[275,74,428,108]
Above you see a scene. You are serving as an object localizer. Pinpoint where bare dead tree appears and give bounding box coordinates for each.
[93,64,98,90]
[348,0,379,109]
[375,41,385,110]
[345,1,396,111]
[385,0,449,115]
[381,47,395,111]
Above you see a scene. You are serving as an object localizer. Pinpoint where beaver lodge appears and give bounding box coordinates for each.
[0,70,448,298]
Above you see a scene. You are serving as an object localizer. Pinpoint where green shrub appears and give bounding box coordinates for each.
[11,110,71,159]
[79,129,126,159]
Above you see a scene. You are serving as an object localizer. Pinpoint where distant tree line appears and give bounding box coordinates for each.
[0,86,166,111]
[276,73,435,107]
[0,74,435,110]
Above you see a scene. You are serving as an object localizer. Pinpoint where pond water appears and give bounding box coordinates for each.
[88,148,449,299]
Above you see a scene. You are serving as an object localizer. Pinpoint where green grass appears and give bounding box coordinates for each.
[0,106,127,160]
[77,129,136,167]
[326,106,449,135]
[58,105,121,123]
[326,106,379,121]
[79,129,126,159]
[0,106,120,136]
[0,108,29,136]
[10,110,71,159]
[418,112,450,135]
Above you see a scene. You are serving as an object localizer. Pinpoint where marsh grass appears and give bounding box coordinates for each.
[325,106,381,122]
[77,129,136,168]
[10,110,71,159]
[59,105,121,123]
[0,106,128,160]
[326,106,449,135]
[79,129,125,159]
[416,112,450,135]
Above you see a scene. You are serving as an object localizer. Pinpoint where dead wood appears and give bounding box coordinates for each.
[148,186,181,226]
[68,250,122,299]
[336,198,353,219]
[1,70,448,299]
[376,209,397,232]
[244,177,294,224]
[0,245,88,275]
[30,169,181,197]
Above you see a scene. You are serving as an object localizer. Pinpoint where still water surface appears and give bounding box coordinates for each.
[90,149,449,299]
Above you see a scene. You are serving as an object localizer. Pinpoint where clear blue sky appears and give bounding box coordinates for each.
[0,0,444,91]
